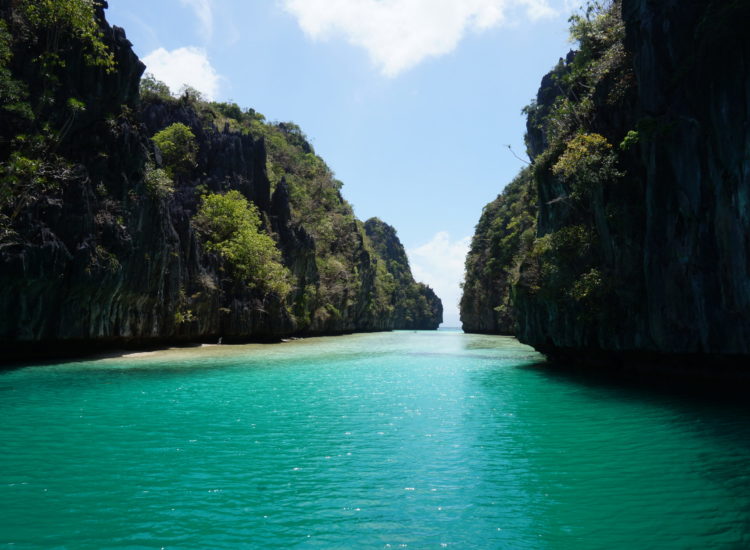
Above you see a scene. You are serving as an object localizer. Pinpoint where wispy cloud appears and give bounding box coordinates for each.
[179,0,214,42]
[282,0,558,77]
[408,231,471,327]
[142,47,221,100]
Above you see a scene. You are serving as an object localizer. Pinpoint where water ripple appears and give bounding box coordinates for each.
[1,332,749,548]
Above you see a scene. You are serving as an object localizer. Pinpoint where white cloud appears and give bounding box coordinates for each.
[179,0,214,42]
[282,0,558,77]
[408,231,471,327]
[142,47,221,100]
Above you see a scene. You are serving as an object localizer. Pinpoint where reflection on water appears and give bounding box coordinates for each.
[1,332,749,549]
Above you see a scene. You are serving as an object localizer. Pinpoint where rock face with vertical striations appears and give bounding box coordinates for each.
[462,0,750,372]
[0,1,442,360]
[364,218,443,330]
[460,168,536,334]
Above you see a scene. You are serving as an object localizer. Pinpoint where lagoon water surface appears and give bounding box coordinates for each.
[1,330,749,548]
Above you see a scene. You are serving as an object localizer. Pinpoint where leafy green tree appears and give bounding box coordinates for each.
[151,123,197,177]
[193,191,292,298]
[140,74,173,102]
[1,0,120,242]
[178,85,205,106]
[552,132,622,201]
[213,102,243,120]
[19,0,115,72]
[0,21,31,120]
[143,162,174,198]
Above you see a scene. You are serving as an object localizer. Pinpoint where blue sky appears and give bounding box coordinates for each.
[106,0,581,326]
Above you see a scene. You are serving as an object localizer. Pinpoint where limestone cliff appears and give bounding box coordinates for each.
[364,218,442,330]
[462,0,750,370]
[460,168,536,334]
[0,1,442,359]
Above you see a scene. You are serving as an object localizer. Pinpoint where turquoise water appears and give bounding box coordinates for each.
[1,331,749,549]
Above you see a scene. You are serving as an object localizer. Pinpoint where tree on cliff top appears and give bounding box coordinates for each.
[1,0,117,244]
[18,0,115,72]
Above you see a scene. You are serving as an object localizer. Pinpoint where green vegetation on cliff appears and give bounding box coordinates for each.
[463,0,640,340]
[20,0,115,70]
[364,218,443,330]
[193,190,292,299]
[0,0,118,244]
[463,0,750,364]
[460,168,536,334]
[142,90,442,331]
[151,123,198,177]
[0,2,442,356]
[513,0,644,346]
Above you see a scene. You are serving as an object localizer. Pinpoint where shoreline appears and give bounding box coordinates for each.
[0,328,443,368]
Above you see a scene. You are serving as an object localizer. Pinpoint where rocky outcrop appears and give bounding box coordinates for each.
[463,0,750,371]
[0,3,442,360]
[460,168,535,334]
[364,218,443,330]
[615,0,750,357]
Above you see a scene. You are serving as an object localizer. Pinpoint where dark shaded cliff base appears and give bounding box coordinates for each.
[527,367,750,410]
[462,329,515,337]
[537,347,750,393]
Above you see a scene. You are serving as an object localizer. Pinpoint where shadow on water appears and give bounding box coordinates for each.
[470,358,750,549]
[508,360,750,455]
[517,355,750,407]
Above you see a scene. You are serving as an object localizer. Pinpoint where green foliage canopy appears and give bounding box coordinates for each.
[151,123,198,177]
[193,191,292,298]
[1,0,120,241]
[140,74,173,102]
[19,0,115,72]
[139,89,439,328]
[552,132,622,201]
[143,162,173,198]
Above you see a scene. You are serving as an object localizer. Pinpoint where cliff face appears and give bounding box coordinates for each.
[616,0,750,357]
[364,218,443,330]
[463,0,750,367]
[460,168,536,334]
[0,2,442,358]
